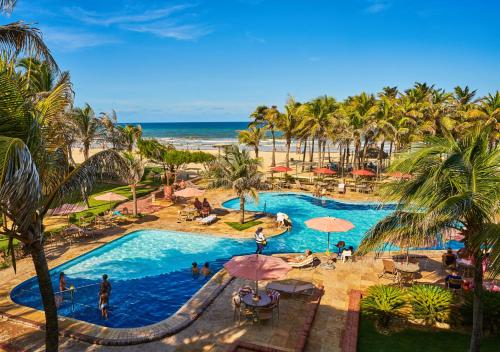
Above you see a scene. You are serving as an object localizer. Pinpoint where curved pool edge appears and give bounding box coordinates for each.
[2,268,234,346]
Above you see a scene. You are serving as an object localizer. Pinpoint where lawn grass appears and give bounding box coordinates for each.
[225,220,263,231]
[358,316,500,352]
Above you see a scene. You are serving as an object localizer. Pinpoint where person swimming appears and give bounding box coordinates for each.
[201,262,211,276]
[192,262,200,276]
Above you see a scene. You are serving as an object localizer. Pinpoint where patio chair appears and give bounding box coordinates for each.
[446,278,463,292]
[266,289,280,320]
[238,286,254,297]
[338,183,346,194]
[379,259,397,281]
[398,271,416,287]
[294,180,308,191]
[232,294,254,324]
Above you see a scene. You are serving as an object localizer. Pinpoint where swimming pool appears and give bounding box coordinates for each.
[11,192,395,328]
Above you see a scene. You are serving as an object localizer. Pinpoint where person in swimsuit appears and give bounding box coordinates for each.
[201,262,211,276]
[192,262,200,276]
[99,274,112,299]
[99,291,109,320]
[59,272,67,292]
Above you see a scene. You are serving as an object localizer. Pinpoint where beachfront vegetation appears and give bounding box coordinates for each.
[238,125,266,159]
[122,152,145,216]
[357,128,499,351]
[361,285,407,330]
[408,285,454,326]
[243,86,499,177]
[208,145,262,223]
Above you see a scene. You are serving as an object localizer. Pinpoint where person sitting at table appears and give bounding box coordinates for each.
[445,270,463,289]
[341,246,354,262]
[202,198,212,211]
[193,198,202,212]
[179,179,186,189]
[442,248,457,269]
[201,262,211,276]
[334,241,346,256]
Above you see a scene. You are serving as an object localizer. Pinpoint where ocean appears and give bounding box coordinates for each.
[122,121,289,151]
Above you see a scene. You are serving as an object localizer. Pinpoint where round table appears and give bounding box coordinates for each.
[242,293,271,307]
[394,262,420,273]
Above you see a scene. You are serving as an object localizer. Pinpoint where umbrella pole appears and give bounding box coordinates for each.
[326,232,330,255]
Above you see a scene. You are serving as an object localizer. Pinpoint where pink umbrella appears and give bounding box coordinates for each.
[352,169,376,177]
[271,166,293,173]
[224,254,291,297]
[48,203,88,216]
[305,216,355,253]
[313,168,337,175]
[94,192,128,202]
[173,187,205,198]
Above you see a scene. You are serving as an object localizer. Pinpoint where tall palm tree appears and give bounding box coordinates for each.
[0,69,128,352]
[71,103,104,160]
[357,129,499,352]
[277,96,301,167]
[119,124,143,152]
[467,92,500,148]
[122,152,145,216]
[250,105,280,167]
[238,125,266,158]
[208,145,262,223]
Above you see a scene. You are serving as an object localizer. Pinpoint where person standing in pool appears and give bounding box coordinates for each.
[99,291,109,320]
[99,274,112,298]
[255,227,267,254]
[59,272,67,292]
[201,262,211,276]
[192,262,200,277]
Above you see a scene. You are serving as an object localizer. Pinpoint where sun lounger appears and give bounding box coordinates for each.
[294,180,308,191]
[289,255,319,269]
[266,281,315,295]
[198,214,217,225]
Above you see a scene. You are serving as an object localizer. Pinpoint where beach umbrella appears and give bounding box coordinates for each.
[271,166,293,173]
[388,171,412,179]
[48,203,88,216]
[305,216,355,254]
[173,187,205,198]
[352,169,376,177]
[313,168,336,175]
[224,254,291,297]
[94,192,128,210]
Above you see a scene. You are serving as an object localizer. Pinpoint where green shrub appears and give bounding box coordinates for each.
[361,285,407,329]
[408,285,453,325]
[461,290,500,335]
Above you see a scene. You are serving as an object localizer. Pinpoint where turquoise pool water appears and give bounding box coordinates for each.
[11,192,395,328]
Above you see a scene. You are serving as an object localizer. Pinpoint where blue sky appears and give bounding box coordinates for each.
[5,0,500,122]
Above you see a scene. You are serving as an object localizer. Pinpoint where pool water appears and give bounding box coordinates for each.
[11,192,396,328]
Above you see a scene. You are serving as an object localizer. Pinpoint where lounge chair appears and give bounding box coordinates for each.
[198,214,217,225]
[289,256,319,269]
[266,281,315,295]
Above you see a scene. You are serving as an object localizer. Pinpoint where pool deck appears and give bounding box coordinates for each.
[0,188,450,351]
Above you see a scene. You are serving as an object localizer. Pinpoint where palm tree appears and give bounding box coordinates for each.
[0,69,128,352]
[277,96,301,167]
[238,125,266,158]
[250,105,280,167]
[122,152,145,216]
[208,145,262,223]
[357,129,499,352]
[467,92,500,148]
[71,103,104,160]
[119,124,143,152]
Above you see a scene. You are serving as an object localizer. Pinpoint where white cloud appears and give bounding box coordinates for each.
[365,0,391,14]
[63,4,211,41]
[245,32,266,44]
[41,27,118,51]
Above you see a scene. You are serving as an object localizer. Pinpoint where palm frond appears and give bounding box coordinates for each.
[0,22,57,70]
[0,0,17,14]
[0,136,40,233]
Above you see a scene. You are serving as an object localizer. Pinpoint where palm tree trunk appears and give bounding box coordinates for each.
[131,185,138,216]
[83,141,90,160]
[30,236,59,352]
[239,195,245,224]
[271,129,276,167]
[388,141,393,166]
[354,141,360,170]
[309,136,315,163]
[317,137,322,167]
[285,138,291,168]
[378,140,385,177]
[254,146,259,159]
[345,144,350,176]
[361,136,370,167]
[301,139,307,171]
[469,254,484,352]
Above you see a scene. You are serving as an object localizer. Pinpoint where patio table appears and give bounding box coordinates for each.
[394,262,420,273]
[242,293,271,307]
